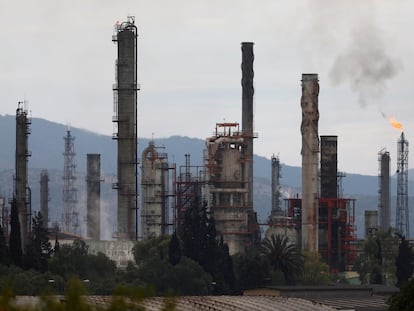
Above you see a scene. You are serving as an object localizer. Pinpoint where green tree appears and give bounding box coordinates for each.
[388,278,414,311]
[168,230,181,266]
[260,234,304,285]
[9,198,22,267]
[0,225,10,266]
[133,236,170,266]
[354,229,398,285]
[300,251,329,285]
[395,234,414,287]
[233,250,270,292]
[180,196,235,294]
[24,211,52,272]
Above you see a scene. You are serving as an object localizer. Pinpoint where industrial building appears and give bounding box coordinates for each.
[284,139,357,272]
[112,16,139,240]
[201,42,259,255]
[205,123,259,254]
[141,141,172,239]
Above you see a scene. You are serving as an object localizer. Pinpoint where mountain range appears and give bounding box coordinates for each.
[1,114,413,238]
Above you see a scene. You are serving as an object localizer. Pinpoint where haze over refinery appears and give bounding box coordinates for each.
[0,0,412,176]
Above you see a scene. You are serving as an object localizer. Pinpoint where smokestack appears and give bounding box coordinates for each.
[320,136,338,199]
[241,42,254,206]
[300,73,319,252]
[87,154,101,240]
[40,170,49,228]
[15,101,31,253]
[378,149,391,232]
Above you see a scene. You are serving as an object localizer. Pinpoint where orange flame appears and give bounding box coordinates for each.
[390,117,403,130]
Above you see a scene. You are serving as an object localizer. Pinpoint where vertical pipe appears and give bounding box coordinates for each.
[87,154,101,240]
[15,101,30,253]
[40,170,49,228]
[300,73,319,252]
[241,42,254,208]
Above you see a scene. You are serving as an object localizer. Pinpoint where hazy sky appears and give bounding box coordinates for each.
[1,0,412,176]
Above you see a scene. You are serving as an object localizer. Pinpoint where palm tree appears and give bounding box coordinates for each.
[260,234,304,285]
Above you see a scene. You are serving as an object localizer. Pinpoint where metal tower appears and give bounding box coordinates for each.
[62,129,79,234]
[396,132,409,237]
[112,16,139,240]
[15,101,31,251]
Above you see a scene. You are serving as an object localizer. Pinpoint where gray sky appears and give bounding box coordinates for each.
[1,0,412,176]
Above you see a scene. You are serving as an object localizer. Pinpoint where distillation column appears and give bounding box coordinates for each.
[141,141,170,239]
[15,101,31,252]
[300,73,319,252]
[112,16,139,240]
[87,154,101,240]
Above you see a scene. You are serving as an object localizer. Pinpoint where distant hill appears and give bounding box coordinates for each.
[1,115,413,238]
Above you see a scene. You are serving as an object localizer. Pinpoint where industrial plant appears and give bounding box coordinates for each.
[0,16,411,274]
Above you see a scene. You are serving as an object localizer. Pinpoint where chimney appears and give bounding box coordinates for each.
[300,73,319,252]
[241,42,254,206]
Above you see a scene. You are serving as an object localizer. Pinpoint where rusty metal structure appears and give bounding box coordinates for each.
[284,133,357,272]
[62,129,79,234]
[205,123,259,255]
[112,16,139,240]
[86,154,101,240]
[300,73,319,252]
[141,141,172,239]
[40,169,49,228]
[396,132,409,237]
[174,154,204,233]
[378,148,391,232]
[15,101,31,252]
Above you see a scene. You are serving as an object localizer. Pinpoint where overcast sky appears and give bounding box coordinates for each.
[0,0,412,176]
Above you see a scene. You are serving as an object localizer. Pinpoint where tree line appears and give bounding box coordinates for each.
[1,194,413,301]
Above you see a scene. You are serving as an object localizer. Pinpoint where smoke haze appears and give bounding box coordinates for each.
[329,21,401,106]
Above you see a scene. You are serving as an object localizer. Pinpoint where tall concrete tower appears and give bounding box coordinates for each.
[15,101,31,251]
[87,154,101,240]
[40,169,49,229]
[300,73,319,252]
[112,16,139,240]
[396,132,409,237]
[378,149,391,232]
[141,141,170,239]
